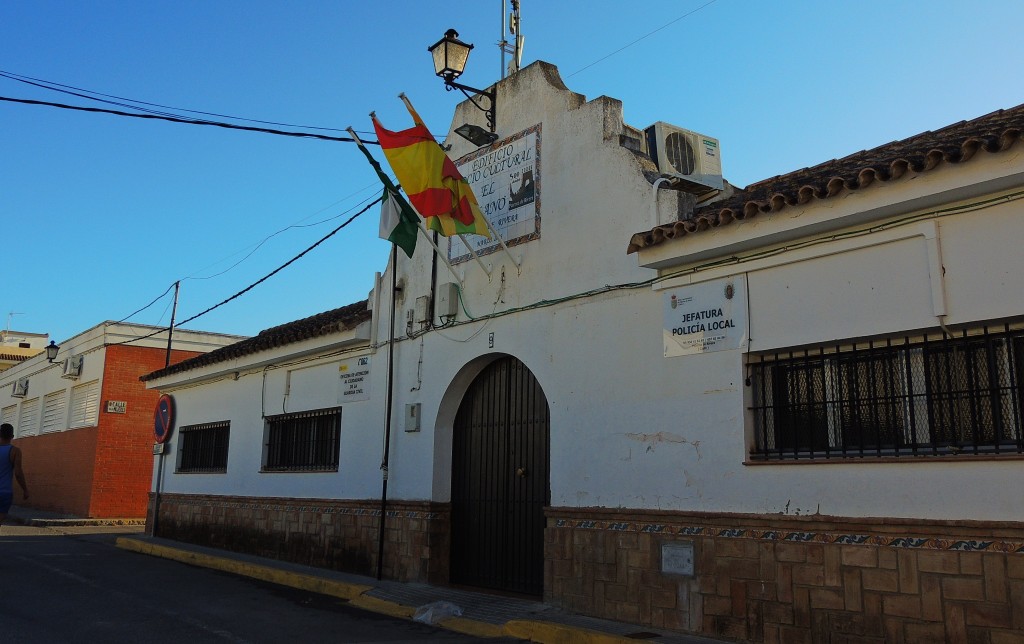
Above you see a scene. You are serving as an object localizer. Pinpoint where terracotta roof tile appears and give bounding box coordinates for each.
[628,104,1024,254]
[141,300,371,381]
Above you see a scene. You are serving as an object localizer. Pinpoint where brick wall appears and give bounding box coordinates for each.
[547,508,1024,643]
[12,346,203,518]
[93,346,201,518]
[152,493,451,584]
[14,426,99,516]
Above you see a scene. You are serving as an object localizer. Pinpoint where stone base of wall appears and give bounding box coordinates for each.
[547,508,1024,643]
[150,493,451,584]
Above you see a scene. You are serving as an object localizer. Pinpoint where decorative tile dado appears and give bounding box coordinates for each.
[166,497,441,520]
[553,518,1024,554]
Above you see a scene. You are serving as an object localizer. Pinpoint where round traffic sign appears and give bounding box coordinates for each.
[154,394,176,444]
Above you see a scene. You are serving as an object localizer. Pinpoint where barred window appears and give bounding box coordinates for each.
[176,421,230,473]
[263,407,341,472]
[750,325,1024,460]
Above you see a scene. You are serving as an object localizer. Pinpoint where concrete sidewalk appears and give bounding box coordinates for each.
[5,505,725,644]
[6,504,145,527]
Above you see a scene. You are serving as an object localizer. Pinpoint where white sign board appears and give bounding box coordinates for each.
[663,277,748,357]
[339,356,371,402]
[449,125,541,263]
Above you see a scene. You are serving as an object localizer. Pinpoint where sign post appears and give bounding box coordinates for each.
[151,393,176,535]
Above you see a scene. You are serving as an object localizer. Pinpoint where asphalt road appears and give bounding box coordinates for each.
[0,524,519,643]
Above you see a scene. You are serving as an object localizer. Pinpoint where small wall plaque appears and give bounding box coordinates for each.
[106,400,127,414]
[662,541,695,576]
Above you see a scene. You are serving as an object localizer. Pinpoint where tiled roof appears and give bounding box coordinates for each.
[141,300,371,381]
[628,104,1024,254]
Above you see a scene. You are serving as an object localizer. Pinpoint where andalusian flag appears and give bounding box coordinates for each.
[372,100,490,239]
[353,135,419,258]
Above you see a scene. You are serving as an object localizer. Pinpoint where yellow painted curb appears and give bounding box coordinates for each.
[116,538,629,642]
[504,619,637,644]
[438,616,505,638]
[115,537,371,601]
[348,594,416,619]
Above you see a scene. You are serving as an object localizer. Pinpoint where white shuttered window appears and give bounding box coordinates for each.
[42,391,68,433]
[1,404,16,427]
[69,380,100,428]
[19,397,40,436]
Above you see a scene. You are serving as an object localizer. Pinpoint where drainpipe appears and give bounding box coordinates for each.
[922,221,953,337]
[651,177,673,227]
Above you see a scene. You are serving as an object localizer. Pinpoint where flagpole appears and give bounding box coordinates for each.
[377,243,398,580]
[412,219,464,287]
[395,94,522,274]
[481,217,522,274]
[455,233,491,279]
[347,124,466,289]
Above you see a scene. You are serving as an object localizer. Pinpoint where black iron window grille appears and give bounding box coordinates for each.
[750,324,1024,460]
[263,407,341,472]
[177,421,230,473]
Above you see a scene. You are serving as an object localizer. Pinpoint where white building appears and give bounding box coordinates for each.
[0,329,49,372]
[144,62,1024,642]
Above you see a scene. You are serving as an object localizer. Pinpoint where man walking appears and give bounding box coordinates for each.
[0,422,29,528]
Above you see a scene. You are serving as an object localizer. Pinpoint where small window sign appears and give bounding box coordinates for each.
[106,400,127,414]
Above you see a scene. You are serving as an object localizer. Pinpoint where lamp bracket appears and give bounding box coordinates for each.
[444,78,495,132]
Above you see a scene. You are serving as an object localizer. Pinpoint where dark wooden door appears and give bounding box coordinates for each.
[450,356,550,596]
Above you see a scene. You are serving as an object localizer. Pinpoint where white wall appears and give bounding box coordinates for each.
[149,62,1024,523]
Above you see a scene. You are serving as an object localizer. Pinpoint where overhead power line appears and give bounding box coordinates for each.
[0,95,378,145]
[0,69,355,134]
[111,195,382,346]
[567,0,719,78]
[176,195,380,327]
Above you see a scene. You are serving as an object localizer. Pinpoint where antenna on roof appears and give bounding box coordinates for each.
[4,311,23,344]
[499,0,523,79]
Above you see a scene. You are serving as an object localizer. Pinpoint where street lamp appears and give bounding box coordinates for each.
[45,340,60,362]
[428,29,498,145]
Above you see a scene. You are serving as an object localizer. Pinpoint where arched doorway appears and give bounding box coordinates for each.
[450,355,550,596]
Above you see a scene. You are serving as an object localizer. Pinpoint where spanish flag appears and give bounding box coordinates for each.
[372,100,490,238]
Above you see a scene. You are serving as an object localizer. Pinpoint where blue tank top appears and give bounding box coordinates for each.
[0,445,13,496]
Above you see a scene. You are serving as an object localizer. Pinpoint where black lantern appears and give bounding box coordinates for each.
[45,340,60,362]
[428,28,497,142]
[428,29,474,82]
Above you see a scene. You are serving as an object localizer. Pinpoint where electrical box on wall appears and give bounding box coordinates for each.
[414,295,431,325]
[405,403,421,432]
[436,282,460,319]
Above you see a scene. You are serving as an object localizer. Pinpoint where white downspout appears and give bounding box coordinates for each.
[651,176,673,227]
[922,220,953,337]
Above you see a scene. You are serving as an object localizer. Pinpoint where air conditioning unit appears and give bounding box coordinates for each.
[644,122,724,195]
[11,378,28,398]
[61,355,84,379]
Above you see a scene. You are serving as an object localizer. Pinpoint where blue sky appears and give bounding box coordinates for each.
[2,1,1022,344]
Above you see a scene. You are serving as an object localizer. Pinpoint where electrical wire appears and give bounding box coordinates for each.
[113,282,176,324]
[109,196,381,346]
[420,189,1024,341]
[173,196,380,329]
[0,69,364,134]
[566,0,720,78]
[185,191,381,281]
[0,70,446,141]
[0,95,376,145]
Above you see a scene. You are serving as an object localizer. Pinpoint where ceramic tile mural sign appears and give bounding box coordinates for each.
[450,125,541,263]
[664,277,748,357]
[339,356,370,402]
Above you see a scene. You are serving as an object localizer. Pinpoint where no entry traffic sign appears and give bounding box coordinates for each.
[154,393,176,444]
